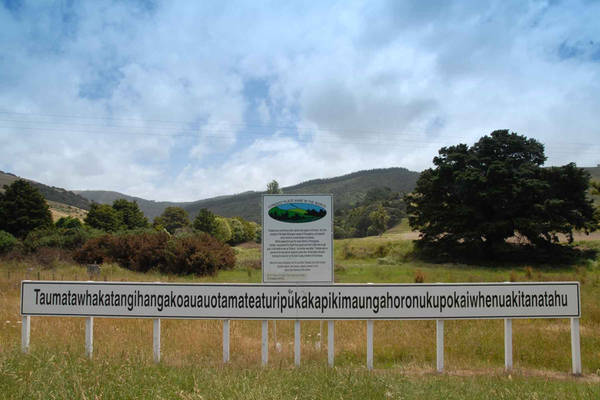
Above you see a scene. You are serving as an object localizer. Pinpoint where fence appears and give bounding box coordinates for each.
[20,281,582,374]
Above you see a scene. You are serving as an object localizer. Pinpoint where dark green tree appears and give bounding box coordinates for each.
[55,216,83,229]
[193,208,218,235]
[405,130,597,252]
[112,199,148,230]
[154,207,190,234]
[85,203,121,232]
[0,179,52,238]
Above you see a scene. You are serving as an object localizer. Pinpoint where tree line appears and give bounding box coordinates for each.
[0,180,258,275]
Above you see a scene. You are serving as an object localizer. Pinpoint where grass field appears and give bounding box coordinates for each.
[1,235,599,399]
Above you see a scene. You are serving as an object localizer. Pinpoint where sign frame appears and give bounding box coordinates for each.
[261,194,334,284]
[21,281,581,320]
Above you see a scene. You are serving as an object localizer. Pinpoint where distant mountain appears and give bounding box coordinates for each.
[73,190,193,220]
[0,171,91,211]
[77,167,421,223]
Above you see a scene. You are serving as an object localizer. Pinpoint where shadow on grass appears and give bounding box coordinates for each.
[412,241,598,268]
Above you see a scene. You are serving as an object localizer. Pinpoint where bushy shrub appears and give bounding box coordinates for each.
[75,231,232,276]
[164,233,235,276]
[0,230,19,254]
[55,216,83,229]
[24,226,100,252]
[73,234,115,264]
[110,231,169,272]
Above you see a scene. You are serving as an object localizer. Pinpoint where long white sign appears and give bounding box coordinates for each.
[262,194,333,283]
[21,281,580,320]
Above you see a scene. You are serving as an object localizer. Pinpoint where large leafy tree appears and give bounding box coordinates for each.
[193,208,218,235]
[0,179,53,238]
[112,199,148,230]
[405,130,596,252]
[154,206,190,234]
[85,203,121,232]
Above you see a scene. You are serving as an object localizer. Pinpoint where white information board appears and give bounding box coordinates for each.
[262,194,333,283]
[21,281,580,320]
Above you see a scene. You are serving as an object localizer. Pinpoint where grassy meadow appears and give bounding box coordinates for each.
[1,231,600,399]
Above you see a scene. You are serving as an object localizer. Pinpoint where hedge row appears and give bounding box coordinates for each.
[74,231,235,276]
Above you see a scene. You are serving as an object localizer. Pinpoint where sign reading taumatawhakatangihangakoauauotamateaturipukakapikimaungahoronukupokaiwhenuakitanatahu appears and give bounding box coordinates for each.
[262,194,333,283]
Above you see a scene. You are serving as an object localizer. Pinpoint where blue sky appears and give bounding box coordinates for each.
[1,0,599,201]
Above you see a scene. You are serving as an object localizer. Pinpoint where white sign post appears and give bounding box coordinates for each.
[262,194,333,284]
[262,194,334,366]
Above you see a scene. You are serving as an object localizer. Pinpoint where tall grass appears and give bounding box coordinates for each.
[1,238,599,398]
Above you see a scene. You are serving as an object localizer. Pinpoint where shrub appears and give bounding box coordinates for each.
[164,233,235,276]
[0,230,19,254]
[74,234,115,264]
[24,226,99,252]
[55,216,83,229]
[111,231,168,272]
[74,231,169,271]
[74,231,232,276]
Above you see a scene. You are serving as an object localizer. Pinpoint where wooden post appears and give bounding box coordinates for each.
[261,320,268,366]
[85,317,94,359]
[328,320,334,367]
[153,319,161,363]
[571,317,582,375]
[504,319,512,371]
[366,320,374,370]
[436,320,444,372]
[21,315,30,353]
[223,320,230,363]
[294,320,301,366]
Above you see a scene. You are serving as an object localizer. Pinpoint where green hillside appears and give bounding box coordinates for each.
[77,168,420,223]
[183,167,420,222]
[0,171,91,210]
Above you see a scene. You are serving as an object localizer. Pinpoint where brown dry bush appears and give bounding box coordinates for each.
[74,231,234,276]
[164,233,235,276]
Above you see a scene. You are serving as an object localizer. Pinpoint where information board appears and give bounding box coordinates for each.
[262,194,333,283]
[22,281,580,320]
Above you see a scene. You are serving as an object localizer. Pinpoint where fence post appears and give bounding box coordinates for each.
[366,320,374,370]
[223,320,230,363]
[85,317,94,359]
[21,315,30,353]
[570,317,582,375]
[328,320,334,367]
[294,320,301,367]
[436,320,444,372]
[504,318,512,371]
[261,320,268,366]
[153,318,161,363]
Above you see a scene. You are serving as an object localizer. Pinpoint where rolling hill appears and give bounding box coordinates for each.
[0,171,91,211]
[77,167,421,222]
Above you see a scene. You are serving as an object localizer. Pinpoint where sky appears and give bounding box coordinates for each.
[1,0,599,202]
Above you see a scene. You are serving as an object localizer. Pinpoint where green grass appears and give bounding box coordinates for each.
[1,236,600,398]
[0,349,598,399]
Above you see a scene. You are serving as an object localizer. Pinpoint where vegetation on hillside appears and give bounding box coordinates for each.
[334,187,406,238]
[77,168,420,223]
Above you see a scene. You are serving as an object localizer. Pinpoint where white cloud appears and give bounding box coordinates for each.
[0,0,599,201]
